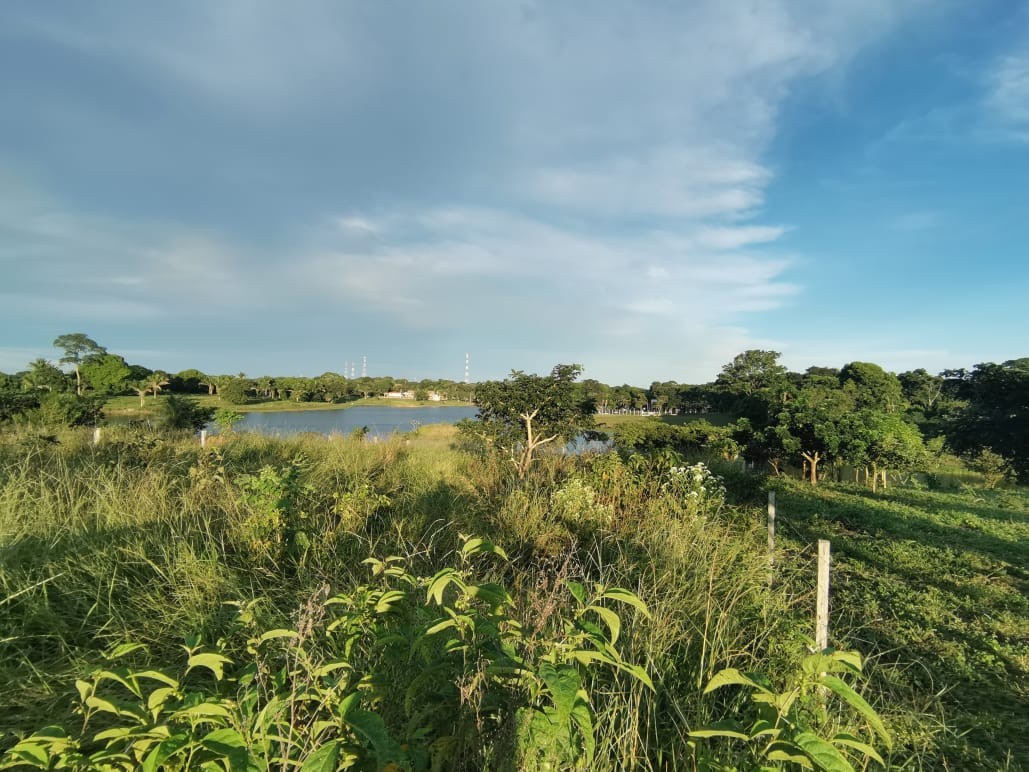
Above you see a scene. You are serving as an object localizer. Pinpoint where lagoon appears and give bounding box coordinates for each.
[219,405,479,438]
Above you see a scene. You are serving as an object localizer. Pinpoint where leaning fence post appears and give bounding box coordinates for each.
[767,491,776,585]
[816,539,831,650]
[200,429,207,448]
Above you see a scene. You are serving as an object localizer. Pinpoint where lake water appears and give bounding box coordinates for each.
[219,405,479,438]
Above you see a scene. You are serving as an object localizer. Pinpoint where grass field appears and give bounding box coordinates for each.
[0,424,1025,769]
[761,477,1029,769]
[103,393,475,418]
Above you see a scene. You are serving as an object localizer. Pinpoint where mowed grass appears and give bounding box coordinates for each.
[761,477,1029,770]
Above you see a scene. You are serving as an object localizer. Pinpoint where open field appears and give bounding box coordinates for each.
[0,425,1025,769]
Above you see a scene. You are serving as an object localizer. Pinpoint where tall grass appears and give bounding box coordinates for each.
[3,424,1010,767]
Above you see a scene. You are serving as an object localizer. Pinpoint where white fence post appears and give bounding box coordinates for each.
[767,491,776,584]
[200,429,207,448]
[816,539,831,650]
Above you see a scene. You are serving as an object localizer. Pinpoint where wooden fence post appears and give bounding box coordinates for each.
[816,539,831,650]
[93,427,101,445]
[200,429,207,448]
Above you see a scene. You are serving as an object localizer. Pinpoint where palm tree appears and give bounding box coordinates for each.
[147,372,170,400]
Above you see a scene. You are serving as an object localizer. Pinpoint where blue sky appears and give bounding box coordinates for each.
[1,1,1026,384]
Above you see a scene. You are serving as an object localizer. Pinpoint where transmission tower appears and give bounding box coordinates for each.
[464,352,470,384]
[362,355,367,378]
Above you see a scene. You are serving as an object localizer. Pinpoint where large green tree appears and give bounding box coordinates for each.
[80,354,133,395]
[946,359,1029,482]
[53,333,106,395]
[472,364,595,478]
[22,358,69,393]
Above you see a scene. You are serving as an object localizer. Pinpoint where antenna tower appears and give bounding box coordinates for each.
[362,355,367,378]
[464,352,470,384]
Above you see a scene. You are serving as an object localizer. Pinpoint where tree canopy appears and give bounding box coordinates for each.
[472,364,595,478]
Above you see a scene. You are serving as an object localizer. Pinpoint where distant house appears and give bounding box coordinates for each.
[384,390,415,399]
[427,391,444,401]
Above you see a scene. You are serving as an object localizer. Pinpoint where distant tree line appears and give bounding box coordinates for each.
[1,336,1026,484]
[589,350,1029,486]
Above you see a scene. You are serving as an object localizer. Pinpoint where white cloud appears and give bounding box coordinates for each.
[987,52,1029,141]
[0,1,938,381]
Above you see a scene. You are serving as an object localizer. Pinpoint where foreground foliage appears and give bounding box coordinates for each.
[0,426,1024,768]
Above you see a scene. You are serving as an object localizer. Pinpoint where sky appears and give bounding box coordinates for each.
[1,1,1027,384]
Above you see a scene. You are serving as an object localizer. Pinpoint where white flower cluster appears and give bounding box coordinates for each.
[665,462,726,512]
[551,477,614,524]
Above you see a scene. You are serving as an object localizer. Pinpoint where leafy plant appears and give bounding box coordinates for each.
[691,648,892,771]
[212,408,244,433]
[0,536,653,771]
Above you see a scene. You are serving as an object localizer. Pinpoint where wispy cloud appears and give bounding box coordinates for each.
[986,52,1029,141]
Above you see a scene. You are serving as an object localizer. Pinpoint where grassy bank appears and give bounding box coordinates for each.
[0,425,1024,768]
[103,394,475,418]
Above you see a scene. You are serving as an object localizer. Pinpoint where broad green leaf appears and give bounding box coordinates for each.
[7,743,49,768]
[461,537,509,560]
[832,733,886,766]
[202,728,250,770]
[257,629,300,645]
[141,733,191,772]
[373,590,407,614]
[424,619,458,636]
[96,669,142,698]
[172,701,233,721]
[132,670,179,688]
[615,661,655,692]
[767,748,814,768]
[147,687,176,716]
[187,652,233,681]
[689,726,751,740]
[107,642,147,660]
[599,588,650,618]
[820,676,892,750]
[566,581,587,605]
[300,740,340,772]
[793,731,854,772]
[703,668,772,695]
[538,662,581,722]
[586,605,621,645]
[426,569,457,606]
[75,679,92,703]
[570,700,596,763]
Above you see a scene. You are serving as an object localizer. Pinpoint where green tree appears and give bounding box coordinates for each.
[946,359,1029,482]
[715,350,788,397]
[53,333,106,395]
[18,392,104,428]
[839,361,905,413]
[22,358,69,393]
[159,395,216,431]
[471,364,595,478]
[772,384,855,485]
[80,354,133,395]
[219,377,252,405]
[213,407,244,433]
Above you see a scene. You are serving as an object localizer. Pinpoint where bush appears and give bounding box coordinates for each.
[15,392,103,428]
[159,395,215,431]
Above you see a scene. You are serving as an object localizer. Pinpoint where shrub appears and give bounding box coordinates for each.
[159,395,216,431]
